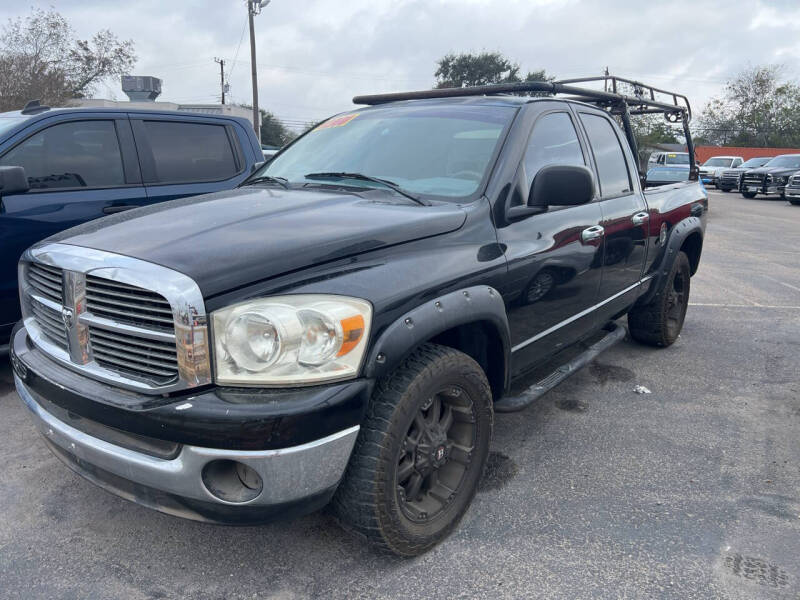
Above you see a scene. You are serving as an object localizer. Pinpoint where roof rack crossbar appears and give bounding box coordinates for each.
[352,75,691,120]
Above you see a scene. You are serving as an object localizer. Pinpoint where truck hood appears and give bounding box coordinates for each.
[49,187,468,297]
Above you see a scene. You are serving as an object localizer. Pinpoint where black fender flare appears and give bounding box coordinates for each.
[363,285,511,389]
[638,215,703,305]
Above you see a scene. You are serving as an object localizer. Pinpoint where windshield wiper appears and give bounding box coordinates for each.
[240,175,289,189]
[304,172,430,206]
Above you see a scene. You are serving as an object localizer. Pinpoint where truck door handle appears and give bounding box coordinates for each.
[103,205,138,215]
[631,212,649,226]
[581,225,605,243]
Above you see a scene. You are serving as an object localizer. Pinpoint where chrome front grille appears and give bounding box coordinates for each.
[89,327,179,381]
[29,295,68,349]
[20,243,211,394]
[742,173,765,186]
[787,174,800,190]
[86,276,175,331]
[27,263,63,304]
[719,170,741,185]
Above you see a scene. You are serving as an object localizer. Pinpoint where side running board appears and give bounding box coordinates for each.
[494,322,627,413]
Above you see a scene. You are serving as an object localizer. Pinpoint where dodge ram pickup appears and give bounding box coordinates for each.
[717,156,772,192]
[740,154,800,199]
[10,76,707,556]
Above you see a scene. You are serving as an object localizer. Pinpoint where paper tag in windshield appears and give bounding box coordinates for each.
[314,113,359,132]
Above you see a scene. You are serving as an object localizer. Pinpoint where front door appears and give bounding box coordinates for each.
[495,110,604,376]
[0,117,145,338]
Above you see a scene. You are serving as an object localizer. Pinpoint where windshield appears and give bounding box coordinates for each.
[703,157,733,167]
[256,104,516,200]
[742,157,770,168]
[764,155,800,169]
[665,153,689,165]
[0,116,28,137]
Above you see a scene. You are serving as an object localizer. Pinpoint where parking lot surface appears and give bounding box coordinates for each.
[1,190,798,599]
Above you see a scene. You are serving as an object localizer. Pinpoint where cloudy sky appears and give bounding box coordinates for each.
[3,0,800,130]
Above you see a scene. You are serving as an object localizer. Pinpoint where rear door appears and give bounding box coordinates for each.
[129,115,248,203]
[575,109,649,322]
[0,115,144,334]
[497,106,605,375]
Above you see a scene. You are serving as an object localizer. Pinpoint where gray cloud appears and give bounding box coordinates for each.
[2,0,799,129]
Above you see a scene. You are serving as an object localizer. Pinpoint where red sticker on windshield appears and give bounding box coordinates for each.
[314,113,359,131]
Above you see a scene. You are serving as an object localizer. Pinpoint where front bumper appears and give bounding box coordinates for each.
[11,326,364,523]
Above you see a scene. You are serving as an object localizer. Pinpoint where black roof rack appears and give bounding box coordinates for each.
[352,74,697,179]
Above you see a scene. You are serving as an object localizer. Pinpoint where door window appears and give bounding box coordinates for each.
[142,121,238,183]
[522,112,585,190]
[0,120,125,189]
[579,113,632,197]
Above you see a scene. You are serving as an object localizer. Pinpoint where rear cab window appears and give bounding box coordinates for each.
[140,120,240,184]
[578,113,633,198]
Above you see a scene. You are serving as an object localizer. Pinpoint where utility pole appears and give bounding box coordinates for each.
[214,57,226,104]
[248,0,271,143]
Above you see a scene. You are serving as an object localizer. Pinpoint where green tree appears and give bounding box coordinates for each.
[0,8,136,111]
[696,65,800,147]
[434,51,552,95]
[238,105,297,146]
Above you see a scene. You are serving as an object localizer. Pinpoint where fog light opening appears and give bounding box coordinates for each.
[201,459,263,503]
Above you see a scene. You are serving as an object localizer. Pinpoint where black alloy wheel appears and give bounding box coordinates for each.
[664,265,688,340]
[396,386,476,523]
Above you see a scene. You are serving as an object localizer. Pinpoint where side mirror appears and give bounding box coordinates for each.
[530,164,594,207]
[507,165,594,220]
[0,166,29,197]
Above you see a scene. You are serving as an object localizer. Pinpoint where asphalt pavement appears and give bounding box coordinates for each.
[1,189,798,599]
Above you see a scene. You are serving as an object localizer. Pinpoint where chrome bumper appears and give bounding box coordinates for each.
[15,375,358,510]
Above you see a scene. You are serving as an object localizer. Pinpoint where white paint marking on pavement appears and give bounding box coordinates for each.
[689,303,800,309]
[760,274,800,294]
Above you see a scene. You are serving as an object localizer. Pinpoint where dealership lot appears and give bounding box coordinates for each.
[0,189,798,599]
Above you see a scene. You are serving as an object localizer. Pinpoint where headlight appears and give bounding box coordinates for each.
[766,174,773,183]
[212,295,372,386]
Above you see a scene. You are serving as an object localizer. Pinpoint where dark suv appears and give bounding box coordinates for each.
[0,105,263,348]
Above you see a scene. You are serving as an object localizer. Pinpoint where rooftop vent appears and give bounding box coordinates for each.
[121,76,162,102]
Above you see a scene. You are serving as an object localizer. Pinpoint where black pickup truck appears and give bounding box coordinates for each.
[10,76,707,556]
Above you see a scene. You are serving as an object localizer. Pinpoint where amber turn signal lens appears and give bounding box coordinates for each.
[338,315,365,356]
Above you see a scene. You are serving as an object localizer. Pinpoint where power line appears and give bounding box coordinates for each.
[228,10,249,82]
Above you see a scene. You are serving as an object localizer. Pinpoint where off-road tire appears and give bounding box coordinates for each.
[742,191,757,199]
[331,343,493,556]
[628,251,691,347]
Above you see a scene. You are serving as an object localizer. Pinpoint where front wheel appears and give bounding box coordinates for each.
[628,251,691,347]
[789,198,800,206]
[742,191,757,199]
[332,343,493,556]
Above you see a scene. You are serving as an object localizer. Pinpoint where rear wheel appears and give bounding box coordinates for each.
[628,251,691,347]
[332,343,493,556]
[742,191,757,199]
